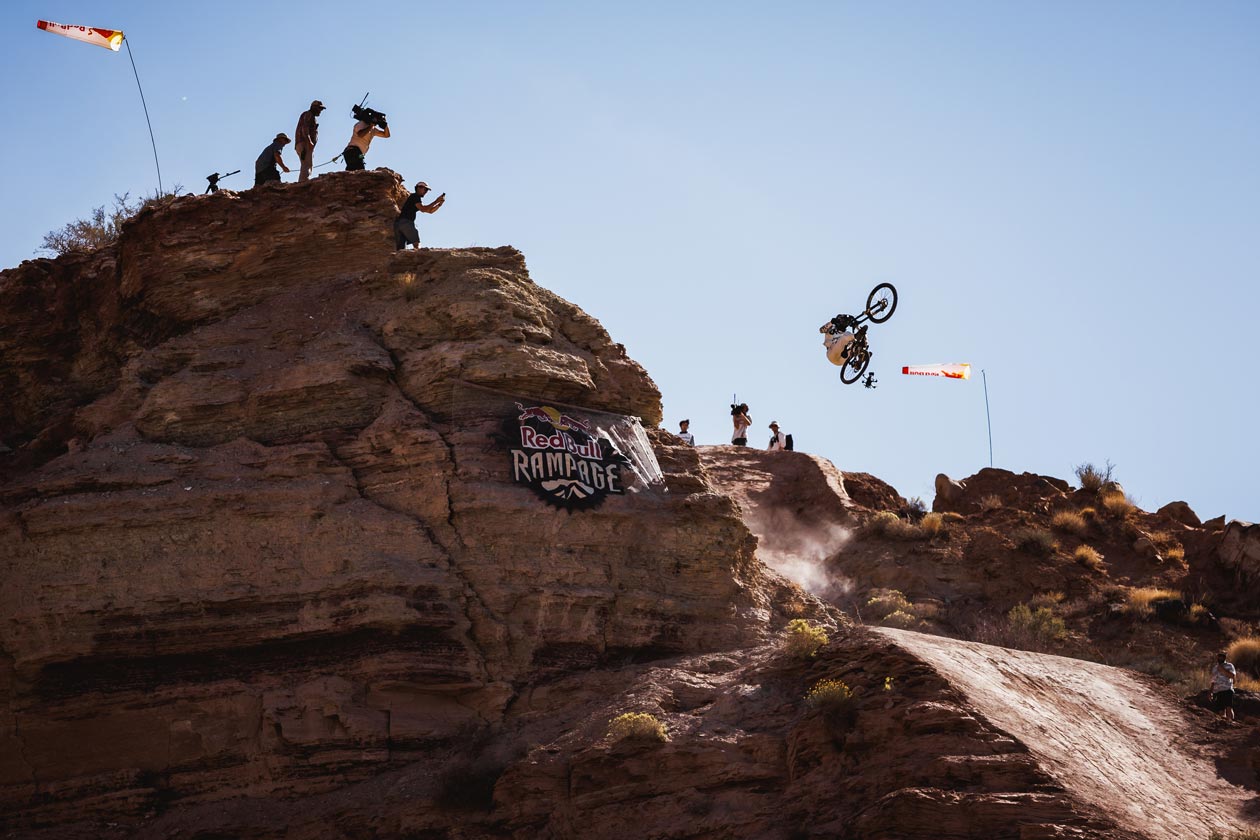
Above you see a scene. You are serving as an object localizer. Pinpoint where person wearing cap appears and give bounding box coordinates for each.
[254,133,291,187]
[294,100,326,183]
[676,419,694,446]
[394,181,446,250]
[767,421,789,451]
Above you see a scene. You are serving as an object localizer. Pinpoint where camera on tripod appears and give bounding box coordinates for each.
[352,103,388,129]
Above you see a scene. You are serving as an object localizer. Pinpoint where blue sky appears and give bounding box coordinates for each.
[3,1,1258,521]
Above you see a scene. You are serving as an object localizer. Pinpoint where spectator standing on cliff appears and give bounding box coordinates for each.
[676,419,694,446]
[254,133,291,186]
[767,421,791,451]
[293,100,325,183]
[730,403,751,446]
[343,117,390,171]
[394,182,446,250]
[1210,651,1237,722]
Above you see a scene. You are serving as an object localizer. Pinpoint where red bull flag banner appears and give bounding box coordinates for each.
[902,363,972,380]
[36,20,125,51]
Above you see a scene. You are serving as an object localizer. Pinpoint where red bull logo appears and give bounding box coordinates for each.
[509,403,625,509]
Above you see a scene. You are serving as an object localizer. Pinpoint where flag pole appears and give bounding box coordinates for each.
[124,36,163,195]
[981,368,993,468]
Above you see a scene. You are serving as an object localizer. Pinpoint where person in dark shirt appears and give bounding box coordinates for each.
[254,133,291,187]
[394,181,446,250]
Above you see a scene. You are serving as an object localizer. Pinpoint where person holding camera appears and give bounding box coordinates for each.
[730,403,751,446]
[254,133,291,187]
[394,182,446,250]
[343,111,390,171]
[1210,651,1237,722]
[294,100,325,183]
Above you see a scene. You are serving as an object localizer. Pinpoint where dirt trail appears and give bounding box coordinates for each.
[875,627,1256,840]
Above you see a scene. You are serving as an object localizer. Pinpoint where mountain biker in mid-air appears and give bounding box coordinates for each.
[820,283,898,385]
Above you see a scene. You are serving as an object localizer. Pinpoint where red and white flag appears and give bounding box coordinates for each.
[902,363,972,380]
[36,20,124,52]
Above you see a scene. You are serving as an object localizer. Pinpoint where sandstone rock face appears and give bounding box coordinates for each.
[2,174,1252,839]
[0,173,784,835]
[1219,520,1260,589]
[933,467,1070,515]
[933,472,968,510]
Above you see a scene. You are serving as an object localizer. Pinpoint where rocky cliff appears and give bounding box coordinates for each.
[2,173,1255,839]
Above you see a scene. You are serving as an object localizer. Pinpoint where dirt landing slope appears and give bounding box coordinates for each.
[875,627,1255,840]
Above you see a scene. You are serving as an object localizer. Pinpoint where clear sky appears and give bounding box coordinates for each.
[3,1,1257,521]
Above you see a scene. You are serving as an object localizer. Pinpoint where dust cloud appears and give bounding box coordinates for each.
[745,507,853,599]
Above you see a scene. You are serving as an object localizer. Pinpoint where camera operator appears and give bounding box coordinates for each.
[254,133,292,187]
[395,181,446,250]
[343,110,390,171]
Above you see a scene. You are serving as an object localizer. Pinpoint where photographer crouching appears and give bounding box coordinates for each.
[343,104,390,171]
[395,182,445,250]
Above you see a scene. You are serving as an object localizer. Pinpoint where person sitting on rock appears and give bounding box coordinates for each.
[394,182,446,250]
[254,133,292,187]
[1210,651,1237,722]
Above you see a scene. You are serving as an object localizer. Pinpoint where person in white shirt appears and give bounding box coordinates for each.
[343,119,391,171]
[676,419,695,446]
[730,403,750,446]
[767,421,789,451]
[1210,651,1237,722]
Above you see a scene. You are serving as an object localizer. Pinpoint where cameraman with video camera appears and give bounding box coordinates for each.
[343,104,390,171]
[395,181,445,251]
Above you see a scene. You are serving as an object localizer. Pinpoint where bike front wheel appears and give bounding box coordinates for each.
[840,348,871,384]
[866,283,898,323]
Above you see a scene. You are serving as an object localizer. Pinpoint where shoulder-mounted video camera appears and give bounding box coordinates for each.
[352,104,388,129]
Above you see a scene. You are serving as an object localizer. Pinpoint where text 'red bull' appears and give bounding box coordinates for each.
[519,426,602,459]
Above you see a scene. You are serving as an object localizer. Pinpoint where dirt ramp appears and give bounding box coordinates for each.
[875,627,1255,840]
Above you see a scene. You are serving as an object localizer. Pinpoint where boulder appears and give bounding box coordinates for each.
[1157,500,1201,527]
[932,473,968,512]
[1219,520,1260,585]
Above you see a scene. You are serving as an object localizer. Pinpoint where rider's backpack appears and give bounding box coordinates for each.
[785,434,794,451]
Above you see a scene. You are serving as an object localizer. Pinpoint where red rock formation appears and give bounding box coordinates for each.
[2,174,1254,839]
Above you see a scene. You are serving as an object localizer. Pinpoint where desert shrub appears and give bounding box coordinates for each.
[905,496,928,520]
[919,512,946,538]
[608,712,668,743]
[1123,587,1180,618]
[40,189,181,256]
[1029,591,1065,610]
[865,589,911,619]
[879,610,918,629]
[1073,545,1104,570]
[1165,544,1185,562]
[1013,528,1057,557]
[941,511,965,523]
[978,494,1003,511]
[1236,673,1260,692]
[1051,510,1088,536]
[1080,507,1098,522]
[1074,460,1115,492]
[1098,490,1134,519]
[1007,604,1067,647]
[868,511,923,541]
[783,619,828,659]
[1227,637,1260,677]
[1208,830,1260,840]
[805,678,853,710]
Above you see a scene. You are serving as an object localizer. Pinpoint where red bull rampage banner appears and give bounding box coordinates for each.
[509,403,628,509]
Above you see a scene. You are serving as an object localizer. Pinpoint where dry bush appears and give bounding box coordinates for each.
[1013,528,1057,557]
[1080,506,1098,521]
[1074,461,1114,492]
[880,610,918,630]
[1007,604,1067,648]
[805,678,853,710]
[1209,830,1260,840]
[1237,673,1260,692]
[608,712,668,743]
[1051,510,1088,536]
[1029,591,1065,610]
[1227,637,1260,676]
[978,494,1003,512]
[905,496,928,520]
[941,511,965,523]
[868,511,924,541]
[1123,587,1180,618]
[1165,544,1185,562]
[918,512,946,538]
[1074,545,1104,570]
[783,619,828,659]
[1099,490,1134,519]
[865,589,912,618]
[40,188,182,256]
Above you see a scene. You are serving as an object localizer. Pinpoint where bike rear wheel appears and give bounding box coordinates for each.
[866,283,898,323]
[840,348,871,384]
